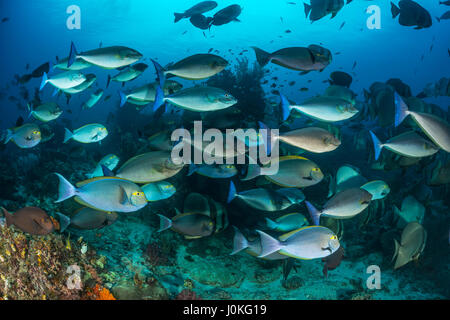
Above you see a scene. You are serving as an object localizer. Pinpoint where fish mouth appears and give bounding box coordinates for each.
[322,246,332,254]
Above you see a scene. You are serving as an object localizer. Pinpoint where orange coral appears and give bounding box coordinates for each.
[86,284,116,300]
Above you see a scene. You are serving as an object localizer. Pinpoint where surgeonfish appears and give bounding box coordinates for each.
[305,187,373,225]
[83,89,104,110]
[265,213,309,232]
[119,80,183,107]
[231,227,288,260]
[108,151,184,184]
[280,93,358,122]
[54,174,148,213]
[227,181,305,211]
[392,221,427,269]
[56,208,118,232]
[67,42,142,69]
[40,70,86,91]
[257,227,340,260]
[174,1,218,22]
[106,63,147,88]
[151,54,228,88]
[395,93,450,153]
[3,123,41,148]
[28,102,62,122]
[153,85,237,113]
[141,181,176,202]
[393,195,425,228]
[87,154,120,179]
[369,130,439,160]
[157,212,215,239]
[259,122,341,153]
[64,124,108,144]
[243,155,324,188]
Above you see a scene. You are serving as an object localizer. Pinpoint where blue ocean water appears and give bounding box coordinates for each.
[0,0,449,300]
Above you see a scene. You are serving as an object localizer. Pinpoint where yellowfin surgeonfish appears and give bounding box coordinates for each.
[256,226,340,260]
[141,181,176,202]
[243,155,324,188]
[395,93,450,152]
[67,42,142,69]
[305,187,373,225]
[40,70,86,91]
[110,151,184,184]
[151,54,228,85]
[119,80,183,107]
[280,93,359,122]
[28,102,62,122]
[4,123,41,148]
[83,89,104,110]
[63,124,108,144]
[54,174,148,213]
[87,154,120,179]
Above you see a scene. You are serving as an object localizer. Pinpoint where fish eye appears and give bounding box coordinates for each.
[330,235,337,240]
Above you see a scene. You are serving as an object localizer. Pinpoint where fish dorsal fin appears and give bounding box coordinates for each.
[276,212,302,222]
[279,155,310,162]
[183,193,210,215]
[172,212,199,221]
[119,186,129,205]
[75,176,128,188]
[391,238,400,263]
[278,225,320,241]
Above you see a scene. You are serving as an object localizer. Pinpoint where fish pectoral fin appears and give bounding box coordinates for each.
[119,186,129,205]
[303,176,313,181]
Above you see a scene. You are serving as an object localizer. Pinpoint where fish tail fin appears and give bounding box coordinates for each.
[1,207,13,227]
[392,238,400,263]
[394,92,409,127]
[305,201,321,226]
[230,227,248,255]
[153,85,165,112]
[27,103,33,119]
[174,12,184,23]
[304,3,312,18]
[390,2,400,19]
[251,46,271,67]
[63,128,73,143]
[68,41,78,68]
[241,163,262,181]
[151,59,166,89]
[280,93,292,121]
[55,212,71,233]
[106,75,111,88]
[265,218,278,230]
[258,121,274,155]
[4,129,13,144]
[187,163,197,176]
[39,72,48,91]
[157,214,172,232]
[101,164,114,177]
[227,180,237,203]
[369,130,384,161]
[54,173,77,203]
[256,230,282,258]
[119,90,127,108]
